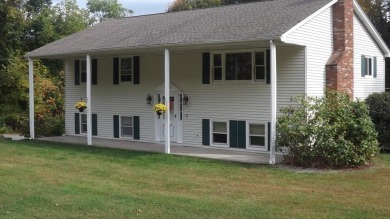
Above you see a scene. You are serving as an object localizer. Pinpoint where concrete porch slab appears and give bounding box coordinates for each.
[38,136,283,164]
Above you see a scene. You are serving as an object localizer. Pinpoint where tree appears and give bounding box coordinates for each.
[357,0,390,44]
[168,0,221,12]
[24,0,52,18]
[0,0,24,67]
[167,0,266,12]
[87,0,133,24]
[25,0,89,51]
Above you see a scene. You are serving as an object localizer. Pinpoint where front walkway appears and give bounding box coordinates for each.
[39,136,283,164]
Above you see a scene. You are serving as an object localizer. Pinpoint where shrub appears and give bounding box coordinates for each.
[276,90,379,168]
[365,92,390,151]
[20,114,64,138]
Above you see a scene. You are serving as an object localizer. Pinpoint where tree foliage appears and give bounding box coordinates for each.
[168,0,222,12]
[167,0,267,12]
[0,0,25,67]
[87,0,133,24]
[0,0,132,136]
[366,92,390,151]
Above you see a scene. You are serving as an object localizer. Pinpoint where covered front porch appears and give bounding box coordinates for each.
[28,40,287,164]
[38,136,283,164]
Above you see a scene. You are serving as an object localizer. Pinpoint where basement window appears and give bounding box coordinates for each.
[121,116,133,138]
[212,121,227,145]
[80,114,87,134]
[248,123,266,147]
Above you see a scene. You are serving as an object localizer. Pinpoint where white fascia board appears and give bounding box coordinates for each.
[280,0,337,43]
[353,0,390,57]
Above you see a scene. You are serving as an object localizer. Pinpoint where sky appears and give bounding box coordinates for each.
[54,0,174,16]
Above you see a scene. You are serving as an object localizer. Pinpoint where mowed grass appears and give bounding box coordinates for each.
[0,139,390,218]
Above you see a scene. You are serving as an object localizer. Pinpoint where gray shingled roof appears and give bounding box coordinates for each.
[26,0,332,58]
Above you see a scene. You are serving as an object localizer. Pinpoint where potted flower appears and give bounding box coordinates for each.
[75,101,87,112]
[154,103,167,115]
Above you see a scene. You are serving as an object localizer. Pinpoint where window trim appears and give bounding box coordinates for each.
[210,120,229,147]
[120,116,134,139]
[246,122,267,150]
[120,57,134,83]
[365,56,374,78]
[211,49,267,84]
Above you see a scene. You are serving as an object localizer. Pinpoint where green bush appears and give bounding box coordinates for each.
[276,90,379,168]
[20,114,64,138]
[366,92,390,151]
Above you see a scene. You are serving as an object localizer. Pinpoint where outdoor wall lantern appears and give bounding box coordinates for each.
[183,94,189,105]
[146,94,152,104]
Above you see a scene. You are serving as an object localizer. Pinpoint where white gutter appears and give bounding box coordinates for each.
[25,37,278,59]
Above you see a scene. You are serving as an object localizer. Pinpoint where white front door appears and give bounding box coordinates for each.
[156,93,179,143]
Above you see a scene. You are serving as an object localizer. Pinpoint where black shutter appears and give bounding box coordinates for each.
[75,60,80,85]
[374,57,377,78]
[113,57,119,84]
[361,55,366,77]
[237,121,246,149]
[266,49,271,84]
[92,114,97,136]
[202,53,210,84]
[229,120,238,148]
[267,122,271,151]
[134,116,140,140]
[113,115,119,138]
[202,119,210,145]
[92,59,98,85]
[133,56,140,84]
[75,113,80,134]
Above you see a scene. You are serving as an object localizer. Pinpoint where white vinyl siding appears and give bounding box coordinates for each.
[282,7,333,98]
[354,15,385,98]
[64,45,304,147]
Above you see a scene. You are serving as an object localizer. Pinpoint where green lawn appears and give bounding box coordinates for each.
[0,139,389,218]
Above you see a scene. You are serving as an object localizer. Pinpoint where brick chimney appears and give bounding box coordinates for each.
[326,0,354,98]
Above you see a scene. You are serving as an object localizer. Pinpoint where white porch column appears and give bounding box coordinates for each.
[164,49,171,154]
[269,40,277,164]
[28,58,35,139]
[86,54,92,145]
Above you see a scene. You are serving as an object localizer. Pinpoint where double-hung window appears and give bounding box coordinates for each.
[212,51,266,82]
[212,121,227,145]
[81,114,87,134]
[121,116,133,138]
[120,58,133,82]
[248,123,266,147]
[81,60,87,83]
[365,56,374,77]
